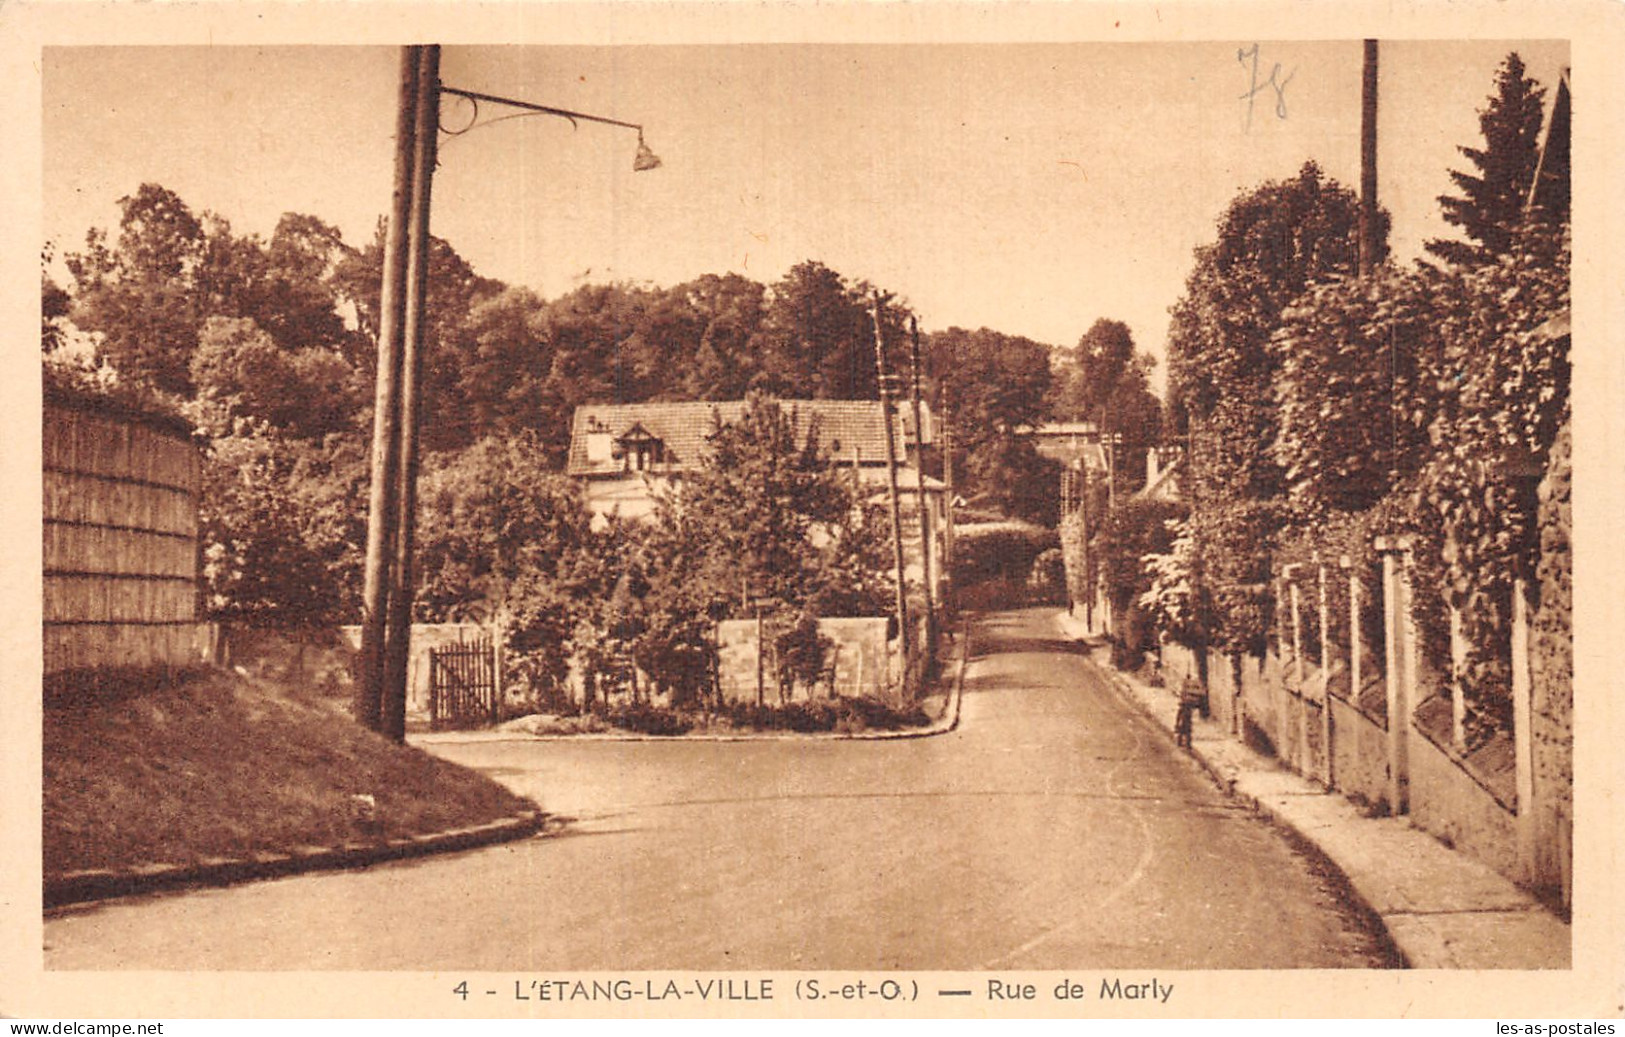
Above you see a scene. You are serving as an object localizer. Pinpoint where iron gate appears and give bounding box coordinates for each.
[429,636,497,730]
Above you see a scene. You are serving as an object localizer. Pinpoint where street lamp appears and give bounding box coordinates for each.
[357,45,661,739]
[438,85,663,171]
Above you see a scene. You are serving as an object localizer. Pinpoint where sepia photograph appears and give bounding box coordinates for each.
[5,0,1622,1023]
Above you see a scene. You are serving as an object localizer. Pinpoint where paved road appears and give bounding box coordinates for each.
[44,608,1395,970]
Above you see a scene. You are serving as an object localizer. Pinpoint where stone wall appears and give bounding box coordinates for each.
[1529,420,1573,899]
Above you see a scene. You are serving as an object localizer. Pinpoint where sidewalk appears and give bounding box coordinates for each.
[1054,611,1571,970]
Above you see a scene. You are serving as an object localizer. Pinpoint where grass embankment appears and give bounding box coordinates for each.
[43,666,535,876]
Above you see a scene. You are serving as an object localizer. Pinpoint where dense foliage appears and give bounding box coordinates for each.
[1049,318,1163,498]
[1137,54,1569,746]
[48,182,1067,641]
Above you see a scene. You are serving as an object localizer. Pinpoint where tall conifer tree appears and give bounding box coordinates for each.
[1426,52,1547,267]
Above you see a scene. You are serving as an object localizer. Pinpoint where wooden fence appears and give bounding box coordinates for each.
[43,399,202,675]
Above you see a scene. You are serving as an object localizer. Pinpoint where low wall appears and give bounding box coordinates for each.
[1154,639,1523,886]
[1408,699,1519,877]
[716,616,894,704]
[338,623,488,715]
[1328,690,1389,808]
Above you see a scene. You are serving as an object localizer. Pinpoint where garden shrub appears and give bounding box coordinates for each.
[951,521,1059,607]
[604,701,694,736]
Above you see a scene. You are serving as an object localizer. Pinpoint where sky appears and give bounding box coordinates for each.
[42,40,1569,390]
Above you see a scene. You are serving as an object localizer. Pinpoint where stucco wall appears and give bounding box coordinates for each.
[1328,692,1390,809]
[716,616,895,704]
[1408,719,1518,878]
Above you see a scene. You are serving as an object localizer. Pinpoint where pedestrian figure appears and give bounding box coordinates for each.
[1175,677,1202,749]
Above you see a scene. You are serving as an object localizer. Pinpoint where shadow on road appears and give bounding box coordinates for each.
[967,635,1088,660]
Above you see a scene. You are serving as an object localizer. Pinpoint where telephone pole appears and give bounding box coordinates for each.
[1359,39,1379,279]
[872,294,910,674]
[356,47,422,734]
[908,317,935,646]
[381,44,441,742]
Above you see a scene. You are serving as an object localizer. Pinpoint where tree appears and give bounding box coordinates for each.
[1169,161,1382,503]
[925,325,1055,518]
[1051,318,1163,496]
[1425,53,1547,268]
[413,434,596,701]
[66,184,210,395]
[1166,161,1384,653]
[333,226,505,451]
[414,433,592,624]
[964,437,1063,527]
[197,424,369,628]
[668,395,859,608]
[190,316,358,440]
[677,273,767,400]
[756,261,879,399]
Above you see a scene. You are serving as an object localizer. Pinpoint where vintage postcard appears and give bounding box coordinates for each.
[3,0,1621,1024]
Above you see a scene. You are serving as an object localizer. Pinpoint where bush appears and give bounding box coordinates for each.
[603,701,694,736]
[724,697,929,733]
[1028,547,1066,604]
[952,521,1059,595]
[1111,602,1159,671]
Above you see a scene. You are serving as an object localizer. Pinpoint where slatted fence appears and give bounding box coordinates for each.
[43,398,201,676]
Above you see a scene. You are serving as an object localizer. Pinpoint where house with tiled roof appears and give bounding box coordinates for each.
[566,399,946,593]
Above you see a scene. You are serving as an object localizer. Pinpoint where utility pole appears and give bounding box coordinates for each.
[381,44,441,742]
[355,47,421,733]
[1359,39,1379,279]
[907,317,935,648]
[1081,458,1093,632]
[940,367,955,578]
[872,293,910,676]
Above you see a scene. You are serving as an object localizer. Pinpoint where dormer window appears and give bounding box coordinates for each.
[613,423,666,473]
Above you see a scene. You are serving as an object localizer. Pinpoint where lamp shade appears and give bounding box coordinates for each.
[633,135,662,172]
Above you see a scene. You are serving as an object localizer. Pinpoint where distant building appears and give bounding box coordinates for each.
[565,399,946,593]
[1018,421,1107,474]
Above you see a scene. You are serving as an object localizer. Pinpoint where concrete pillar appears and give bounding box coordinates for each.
[1375,535,1415,815]
[1288,572,1307,772]
[1343,555,1361,707]
[1286,567,1305,688]
[1317,557,1333,787]
[1512,577,1536,880]
[1449,605,1468,750]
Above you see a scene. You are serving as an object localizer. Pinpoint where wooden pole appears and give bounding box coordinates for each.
[1081,457,1093,632]
[1359,39,1379,279]
[940,368,955,580]
[872,294,910,681]
[756,606,765,708]
[908,317,935,643]
[356,47,421,732]
[381,44,441,743]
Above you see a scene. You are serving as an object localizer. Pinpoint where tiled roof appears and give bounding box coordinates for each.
[567,399,931,477]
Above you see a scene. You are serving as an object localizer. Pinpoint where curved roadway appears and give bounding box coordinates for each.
[44,608,1394,970]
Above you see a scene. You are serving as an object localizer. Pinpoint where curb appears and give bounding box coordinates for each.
[416,620,971,747]
[44,631,971,912]
[44,809,549,910]
[1054,613,1412,968]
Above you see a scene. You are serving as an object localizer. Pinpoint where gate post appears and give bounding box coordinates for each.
[1375,535,1415,815]
[1512,577,1537,881]
[1316,553,1333,788]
